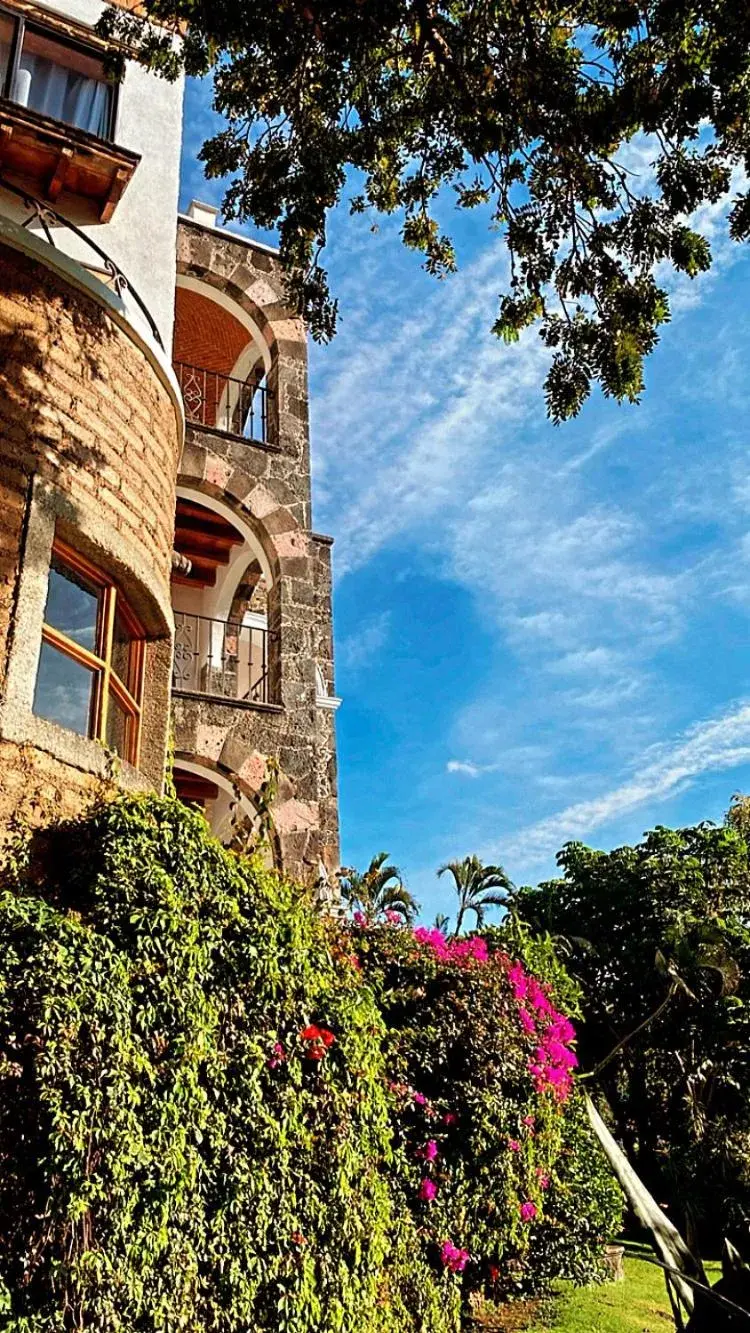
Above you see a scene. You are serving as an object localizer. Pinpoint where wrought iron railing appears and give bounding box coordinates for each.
[174,360,272,444]
[172,612,270,705]
[0,174,163,348]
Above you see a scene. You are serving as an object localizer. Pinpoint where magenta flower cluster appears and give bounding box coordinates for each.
[505,959,578,1102]
[441,1240,470,1273]
[413,927,489,965]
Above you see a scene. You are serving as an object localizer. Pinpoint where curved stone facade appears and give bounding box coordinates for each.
[0,235,183,825]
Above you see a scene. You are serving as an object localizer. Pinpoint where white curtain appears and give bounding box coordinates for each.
[15,52,110,137]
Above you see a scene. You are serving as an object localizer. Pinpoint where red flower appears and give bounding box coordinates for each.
[299,1024,335,1058]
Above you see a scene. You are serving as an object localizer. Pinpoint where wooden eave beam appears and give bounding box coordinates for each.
[171,572,214,589]
[47,145,73,202]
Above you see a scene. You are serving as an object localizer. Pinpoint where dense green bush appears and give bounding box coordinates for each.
[352,917,623,1302]
[0,795,621,1330]
[513,819,750,1247]
[0,796,453,1333]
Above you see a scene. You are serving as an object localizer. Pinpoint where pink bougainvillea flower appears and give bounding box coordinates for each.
[518,1008,536,1035]
[413,1091,427,1106]
[420,1178,438,1202]
[507,1138,521,1152]
[353,910,368,928]
[503,955,578,1104]
[384,909,402,924]
[268,1040,287,1069]
[520,1201,538,1222]
[421,1139,439,1161]
[441,1241,471,1273]
[413,927,489,966]
[537,1175,550,1190]
[442,1111,458,1126]
[523,1116,536,1128]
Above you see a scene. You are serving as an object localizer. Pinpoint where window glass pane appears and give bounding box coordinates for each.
[44,558,99,653]
[33,639,95,736]
[105,688,132,761]
[17,27,112,138]
[111,606,135,694]
[0,15,15,96]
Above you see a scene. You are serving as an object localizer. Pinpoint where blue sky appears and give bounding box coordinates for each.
[180,79,750,924]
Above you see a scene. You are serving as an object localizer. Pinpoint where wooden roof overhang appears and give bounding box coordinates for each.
[173,768,220,807]
[172,497,245,590]
[0,99,139,218]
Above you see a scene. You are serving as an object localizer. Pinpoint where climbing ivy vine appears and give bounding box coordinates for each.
[0,795,619,1329]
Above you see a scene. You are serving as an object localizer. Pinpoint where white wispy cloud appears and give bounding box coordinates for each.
[338,610,392,674]
[496,701,750,866]
[446,759,499,778]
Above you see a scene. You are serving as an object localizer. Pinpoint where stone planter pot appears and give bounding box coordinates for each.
[602,1243,626,1282]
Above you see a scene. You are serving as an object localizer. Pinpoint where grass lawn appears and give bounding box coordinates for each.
[528,1246,721,1333]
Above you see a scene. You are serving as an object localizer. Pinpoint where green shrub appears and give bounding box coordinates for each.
[354,919,623,1302]
[0,794,621,1330]
[0,796,454,1333]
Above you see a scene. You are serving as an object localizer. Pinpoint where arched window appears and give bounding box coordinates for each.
[172,282,273,444]
[33,538,145,765]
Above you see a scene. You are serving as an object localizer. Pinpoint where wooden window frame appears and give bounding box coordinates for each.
[0,5,120,141]
[39,537,145,767]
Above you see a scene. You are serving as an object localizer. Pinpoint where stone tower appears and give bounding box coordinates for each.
[0,1,340,882]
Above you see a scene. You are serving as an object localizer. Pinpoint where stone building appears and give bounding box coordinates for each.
[0,0,340,880]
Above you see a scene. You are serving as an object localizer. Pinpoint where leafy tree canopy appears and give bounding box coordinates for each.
[101,0,750,420]
[513,815,750,1247]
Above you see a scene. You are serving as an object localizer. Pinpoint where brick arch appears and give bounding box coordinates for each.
[228,560,266,623]
[175,259,286,365]
[175,469,308,584]
[174,750,282,868]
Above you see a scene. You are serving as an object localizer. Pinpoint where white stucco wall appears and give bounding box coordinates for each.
[0,0,184,346]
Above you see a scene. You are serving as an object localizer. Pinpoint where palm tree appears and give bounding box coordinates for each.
[437,855,513,936]
[433,912,451,934]
[339,852,420,923]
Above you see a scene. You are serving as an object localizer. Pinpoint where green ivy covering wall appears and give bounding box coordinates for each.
[0,797,453,1333]
[0,796,620,1330]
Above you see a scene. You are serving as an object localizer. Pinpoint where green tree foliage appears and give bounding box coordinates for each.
[353,917,622,1302]
[0,798,450,1333]
[513,819,750,1248]
[100,1,750,420]
[438,854,512,935]
[339,851,420,923]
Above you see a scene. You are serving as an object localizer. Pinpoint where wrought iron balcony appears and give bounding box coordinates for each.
[172,611,270,705]
[0,175,161,345]
[174,360,273,445]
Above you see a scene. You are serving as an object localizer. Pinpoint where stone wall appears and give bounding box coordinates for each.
[0,235,182,803]
[0,739,120,839]
[173,220,340,882]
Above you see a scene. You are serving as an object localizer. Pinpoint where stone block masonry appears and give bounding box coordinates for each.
[0,236,182,822]
[173,218,340,881]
